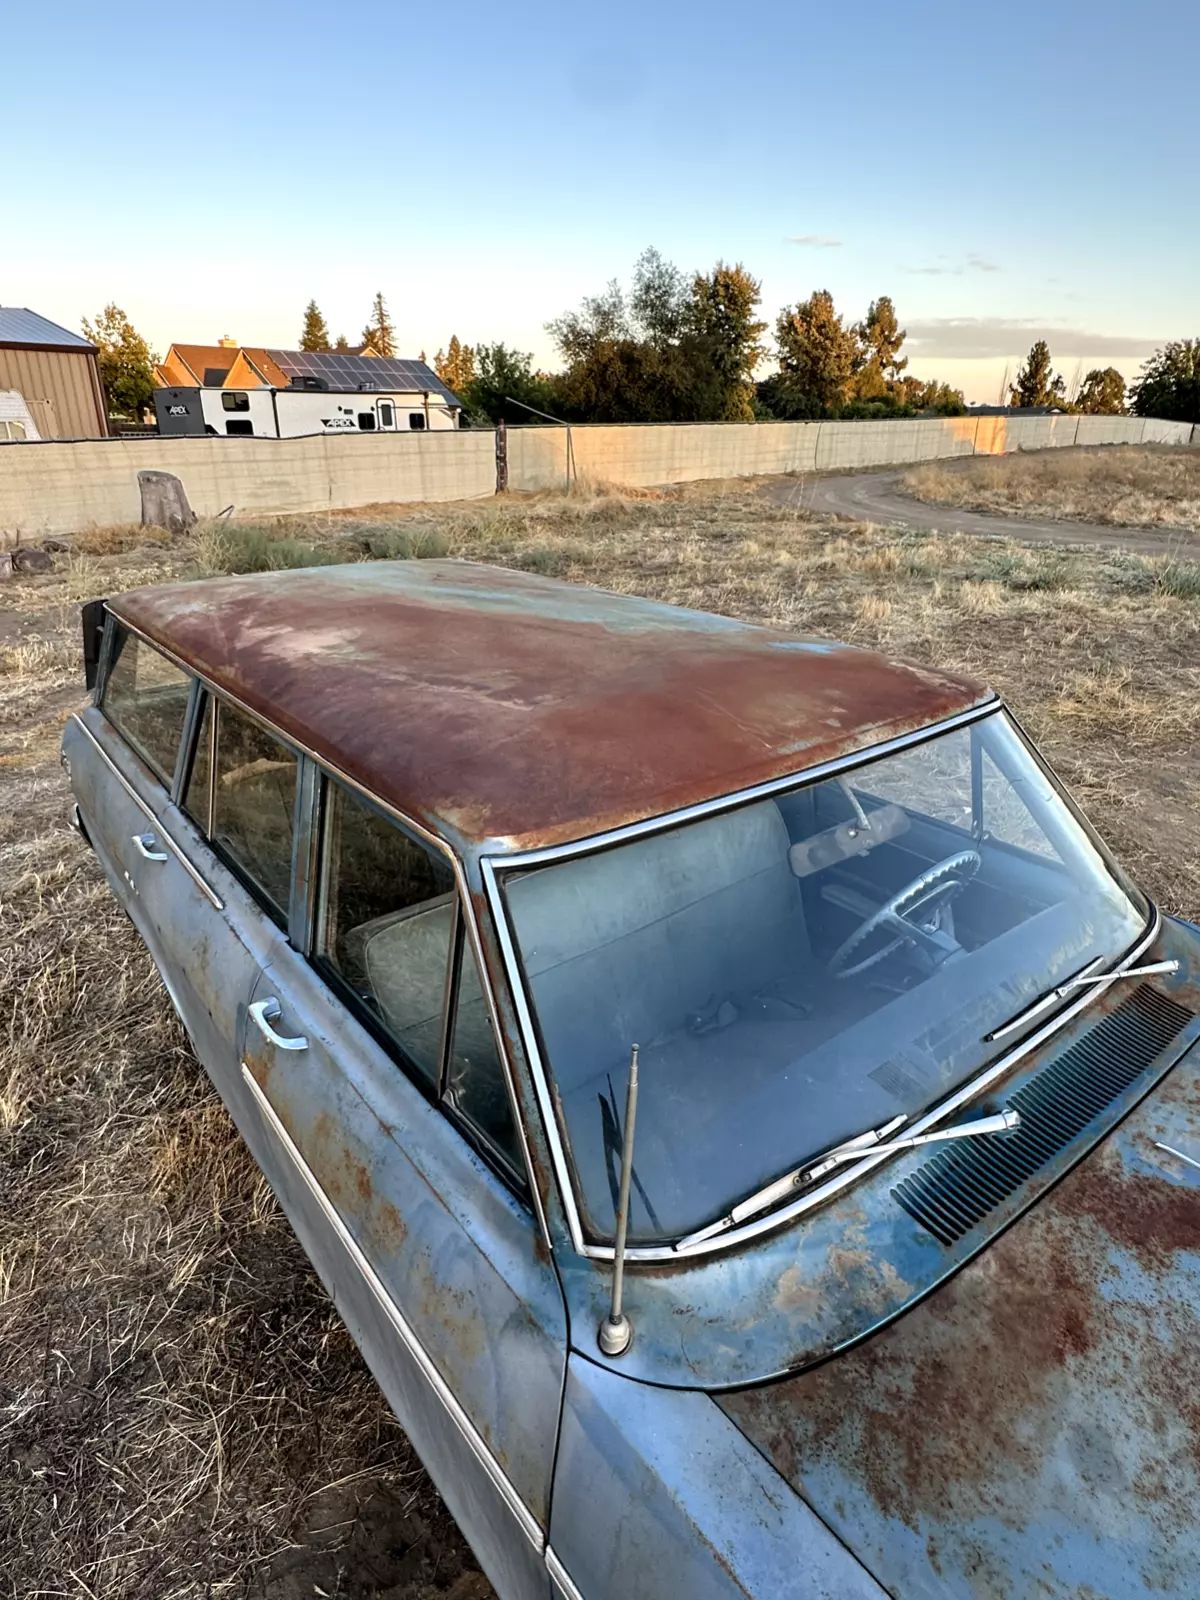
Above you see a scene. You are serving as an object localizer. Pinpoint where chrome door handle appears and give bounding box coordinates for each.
[131,832,169,862]
[248,997,308,1051]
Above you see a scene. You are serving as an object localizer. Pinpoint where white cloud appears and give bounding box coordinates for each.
[905,253,1000,277]
[785,234,842,248]
[905,317,1160,360]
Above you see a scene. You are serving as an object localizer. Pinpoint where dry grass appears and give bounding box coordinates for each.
[902,444,1200,530]
[3,481,1200,1595]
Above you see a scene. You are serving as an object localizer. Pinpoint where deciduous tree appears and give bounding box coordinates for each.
[688,262,767,420]
[856,296,907,393]
[1129,340,1200,424]
[1076,367,1126,415]
[1010,340,1065,408]
[81,304,157,421]
[769,290,860,418]
[464,344,555,425]
[360,292,396,358]
[299,300,331,351]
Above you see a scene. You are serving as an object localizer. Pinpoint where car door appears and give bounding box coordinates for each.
[235,768,565,1600]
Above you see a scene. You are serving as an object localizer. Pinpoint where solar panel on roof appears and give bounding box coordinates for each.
[264,348,461,405]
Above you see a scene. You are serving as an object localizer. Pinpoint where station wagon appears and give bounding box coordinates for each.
[64,559,1200,1599]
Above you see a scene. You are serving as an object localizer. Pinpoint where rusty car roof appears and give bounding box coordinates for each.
[108,559,993,854]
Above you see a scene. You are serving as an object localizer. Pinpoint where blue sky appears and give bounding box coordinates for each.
[4,0,1196,400]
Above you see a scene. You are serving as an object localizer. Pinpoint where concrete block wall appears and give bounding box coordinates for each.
[510,414,1195,491]
[0,429,496,540]
[0,414,1192,538]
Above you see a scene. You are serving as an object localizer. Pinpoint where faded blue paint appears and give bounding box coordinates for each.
[719,1031,1200,1597]
[551,1356,887,1599]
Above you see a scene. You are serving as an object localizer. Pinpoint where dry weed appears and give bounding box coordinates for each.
[904,444,1200,530]
[3,476,1200,1594]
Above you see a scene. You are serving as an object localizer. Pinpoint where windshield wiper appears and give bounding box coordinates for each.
[985,956,1180,1043]
[678,1108,1021,1249]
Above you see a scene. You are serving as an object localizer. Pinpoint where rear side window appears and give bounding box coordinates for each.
[317,780,455,1083]
[102,627,191,784]
[221,392,250,412]
[212,703,297,920]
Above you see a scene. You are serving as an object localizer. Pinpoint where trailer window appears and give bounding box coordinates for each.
[221,392,250,412]
[225,419,254,436]
[409,413,426,430]
[378,402,395,428]
[357,412,376,431]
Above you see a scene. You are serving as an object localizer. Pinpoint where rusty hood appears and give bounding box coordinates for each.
[718,1039,1200,1599]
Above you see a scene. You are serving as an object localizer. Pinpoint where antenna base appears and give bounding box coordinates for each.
[598,1314,632,1357]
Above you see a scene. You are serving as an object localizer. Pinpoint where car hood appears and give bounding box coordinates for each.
[718,1037,1200,1599]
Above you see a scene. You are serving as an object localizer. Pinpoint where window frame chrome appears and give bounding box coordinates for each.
[103,609,552,1253]
[481,697,1161,1264]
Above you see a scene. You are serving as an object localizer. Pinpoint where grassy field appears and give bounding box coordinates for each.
[3,481,1200,1597]
[903,443,1200,531]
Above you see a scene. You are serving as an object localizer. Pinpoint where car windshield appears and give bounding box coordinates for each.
[500,710,1149,1245]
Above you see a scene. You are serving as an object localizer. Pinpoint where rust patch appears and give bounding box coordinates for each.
[720,1125,1200,1553]
[377,1200,406,1249]
[109,560,990,852]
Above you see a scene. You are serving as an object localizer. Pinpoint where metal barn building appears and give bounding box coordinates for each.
[0,308,108,439]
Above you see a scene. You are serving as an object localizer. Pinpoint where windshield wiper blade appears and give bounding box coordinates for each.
[677,1109,1020,1249]
[985,957,1180,1043]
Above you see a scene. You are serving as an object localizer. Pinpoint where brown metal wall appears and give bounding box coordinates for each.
[0,347,108,439]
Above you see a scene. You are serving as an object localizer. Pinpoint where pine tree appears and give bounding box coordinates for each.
[1010,341,1066,408]
[360,292,396,358]
[299,300,331,351]
[333,333,350,352]
[434,335,477,396]
[81,303,158,420]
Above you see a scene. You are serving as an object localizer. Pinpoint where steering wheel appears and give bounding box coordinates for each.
[829,849,982,979]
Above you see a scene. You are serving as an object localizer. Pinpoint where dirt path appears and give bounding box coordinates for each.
[767,467,1200,559]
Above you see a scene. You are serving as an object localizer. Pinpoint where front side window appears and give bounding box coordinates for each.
[447,937,519,1165]
[221,391,250,412]
[408,412,426,430]
[102,626,192,784]
[317,780,455,1083]
[502,710,1149,1245]
[357,411,376,431]
[211,703,297,920]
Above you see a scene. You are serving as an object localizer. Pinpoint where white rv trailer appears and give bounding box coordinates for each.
[154,381,459,439]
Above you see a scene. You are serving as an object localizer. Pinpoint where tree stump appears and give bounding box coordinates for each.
[138,471,196,535]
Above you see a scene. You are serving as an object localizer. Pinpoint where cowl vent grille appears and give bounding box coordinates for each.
[893,985,1193,1247]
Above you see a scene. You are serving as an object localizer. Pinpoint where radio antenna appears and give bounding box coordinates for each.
[598,1044,639,1356]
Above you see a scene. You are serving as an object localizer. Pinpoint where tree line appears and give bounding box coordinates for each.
[77,277,1200,429]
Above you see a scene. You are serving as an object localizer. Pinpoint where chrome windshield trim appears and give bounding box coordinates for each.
[241,1062,545,1551]
[69,713,224,910]
[494,698,998,870]
[481,701,1159,1264]
[104,614,553,1255]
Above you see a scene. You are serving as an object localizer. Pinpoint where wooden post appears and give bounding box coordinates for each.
[495,421,508,494]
